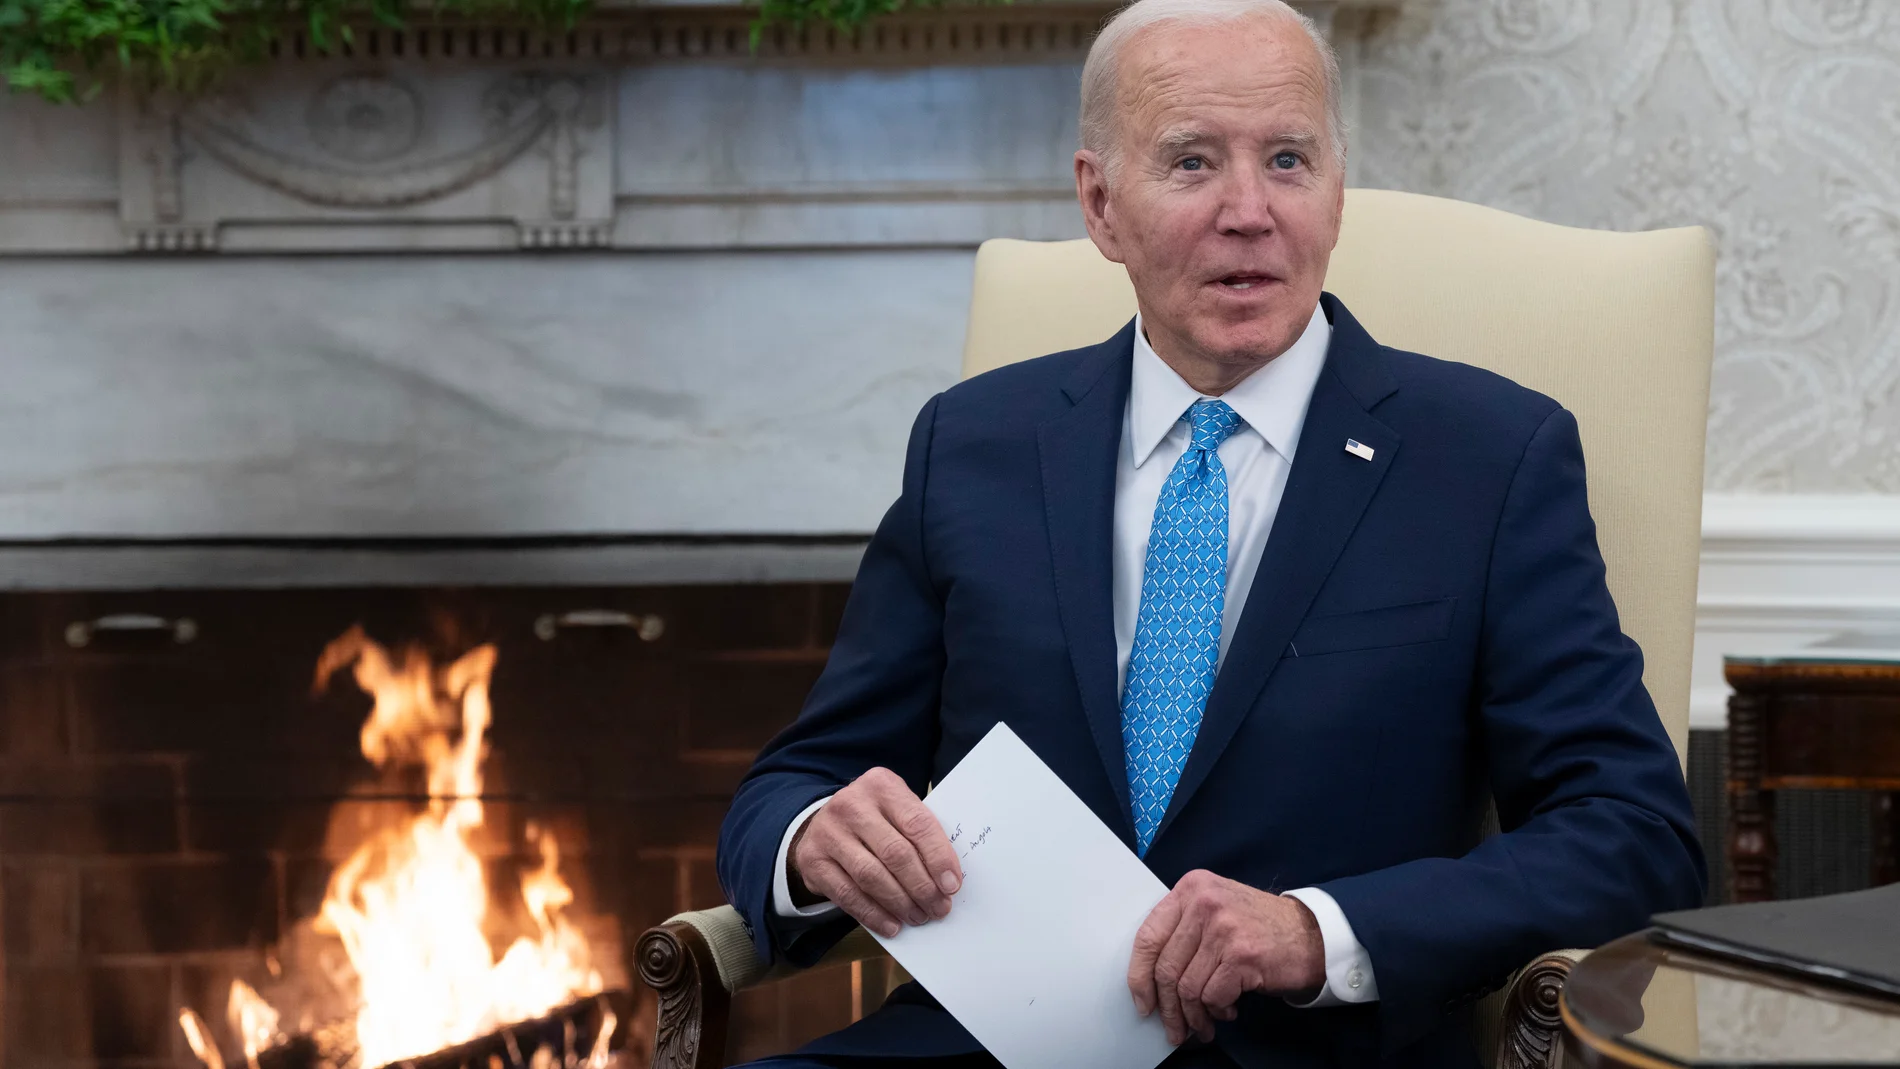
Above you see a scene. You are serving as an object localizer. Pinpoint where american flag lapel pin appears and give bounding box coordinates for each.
[1344,439,1376,461]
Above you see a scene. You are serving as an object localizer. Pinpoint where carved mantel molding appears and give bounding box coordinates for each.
[120,58,616,252]
[8,0,1401,254]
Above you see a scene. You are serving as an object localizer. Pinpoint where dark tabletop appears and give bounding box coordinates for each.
[1562,931,1900,1067]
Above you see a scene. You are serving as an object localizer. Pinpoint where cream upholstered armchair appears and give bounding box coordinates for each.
[636,189,1716,1069]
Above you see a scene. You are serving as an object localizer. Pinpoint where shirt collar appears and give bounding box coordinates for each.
[1128,301,1332,469]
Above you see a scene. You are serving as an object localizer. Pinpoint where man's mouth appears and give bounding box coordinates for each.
[1215,274,1275,291]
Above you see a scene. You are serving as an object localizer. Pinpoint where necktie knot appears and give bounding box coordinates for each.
[1186,398,1243,453]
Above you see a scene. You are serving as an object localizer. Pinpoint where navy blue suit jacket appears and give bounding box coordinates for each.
[717,295,1705,1068]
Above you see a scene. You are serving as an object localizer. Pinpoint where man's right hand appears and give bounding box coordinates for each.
[788,767,963,938]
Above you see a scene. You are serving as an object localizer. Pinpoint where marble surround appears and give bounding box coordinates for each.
[0,250,972,537]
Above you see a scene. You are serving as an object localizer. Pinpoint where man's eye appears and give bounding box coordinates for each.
[1178,156,1206,171]
[1273,151,1302,170]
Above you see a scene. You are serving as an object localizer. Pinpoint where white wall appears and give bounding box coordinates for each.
[1352,0,1900,725]
[1354,0,1900,495]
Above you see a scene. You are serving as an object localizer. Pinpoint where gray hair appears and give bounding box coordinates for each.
[1079,0,1346,180]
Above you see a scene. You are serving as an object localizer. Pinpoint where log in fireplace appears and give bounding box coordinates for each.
[0,582,868,1069]
[222,992,627,1069]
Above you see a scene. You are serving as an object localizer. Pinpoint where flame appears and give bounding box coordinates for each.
[227,980,280,1069]
[588,1002,617,1069]
[183,626,603,1069]
[179,1009,226,1069]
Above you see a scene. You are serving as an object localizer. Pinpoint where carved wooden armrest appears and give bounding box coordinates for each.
[637,917,731,1069]
[1485,949,1585,1069]
[636,905,890,1069]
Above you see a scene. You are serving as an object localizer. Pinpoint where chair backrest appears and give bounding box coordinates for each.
[959,189,1714,765]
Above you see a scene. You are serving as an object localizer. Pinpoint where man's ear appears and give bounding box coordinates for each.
[1322,172,1346,252]
[1074,150,1126,264]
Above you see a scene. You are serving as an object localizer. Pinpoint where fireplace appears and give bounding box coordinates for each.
[0,581,868,1069]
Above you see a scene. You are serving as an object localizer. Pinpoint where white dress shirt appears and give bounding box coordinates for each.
[772,302,1379,1009]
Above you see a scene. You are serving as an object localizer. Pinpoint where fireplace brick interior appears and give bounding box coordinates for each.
[0,582,870,1068]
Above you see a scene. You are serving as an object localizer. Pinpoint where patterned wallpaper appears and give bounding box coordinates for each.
[1354,0,1900,492]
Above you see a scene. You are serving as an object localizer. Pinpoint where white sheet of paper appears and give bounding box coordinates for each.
[870,722,1178,1069]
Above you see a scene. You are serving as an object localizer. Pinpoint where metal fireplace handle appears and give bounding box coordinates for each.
[533,609,665,643]
[65,613,199,648]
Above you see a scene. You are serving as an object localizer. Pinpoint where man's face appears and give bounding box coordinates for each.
[1076,16,1346,375]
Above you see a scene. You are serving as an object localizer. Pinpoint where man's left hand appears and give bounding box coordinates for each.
[1127,870,1326,1045]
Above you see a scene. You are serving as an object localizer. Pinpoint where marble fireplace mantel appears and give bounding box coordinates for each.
[0,0,1396,587]
[3,0,1396,255]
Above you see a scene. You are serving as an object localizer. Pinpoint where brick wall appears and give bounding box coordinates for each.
[0,584,859,1069]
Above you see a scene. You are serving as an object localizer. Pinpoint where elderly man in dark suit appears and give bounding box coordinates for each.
[716,0,1706,1065]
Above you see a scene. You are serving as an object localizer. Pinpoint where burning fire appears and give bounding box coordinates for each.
[183,626,608,1069]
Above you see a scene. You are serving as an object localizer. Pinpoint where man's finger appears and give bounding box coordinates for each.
[1201,960,1248,1015]
[1153,966,1187,1047]
[804,858,901,938]
[848,803,945,919]
[1153,910,1206,1045]
[1127,894,1182,1016]
[833,837,930,928]
[1176,941,1224,1042]
[885,792,962,900]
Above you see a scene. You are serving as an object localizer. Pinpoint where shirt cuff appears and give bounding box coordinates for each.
[772,794,845,920]
[1281,887,1379,1007]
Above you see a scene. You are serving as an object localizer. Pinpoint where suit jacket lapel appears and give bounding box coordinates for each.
[1038,320,1139,841]
[1152,295,1403,846]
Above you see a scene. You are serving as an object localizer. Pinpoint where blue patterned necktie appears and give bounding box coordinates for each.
[1122,398,1243,855]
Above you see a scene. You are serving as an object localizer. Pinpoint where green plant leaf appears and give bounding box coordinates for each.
[2,0,1008,104]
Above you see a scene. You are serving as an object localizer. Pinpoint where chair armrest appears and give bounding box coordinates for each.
[1480,949,1585,1069]
[636,914,731,1069]
[635,905,893,1069]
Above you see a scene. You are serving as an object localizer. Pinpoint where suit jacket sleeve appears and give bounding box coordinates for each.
[1316,406,1707,1054]
[716,393,948,966]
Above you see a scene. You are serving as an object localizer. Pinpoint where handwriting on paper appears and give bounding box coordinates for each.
[948,822,992,861]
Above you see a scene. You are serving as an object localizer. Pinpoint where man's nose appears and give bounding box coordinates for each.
[1215,165,1276,236]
